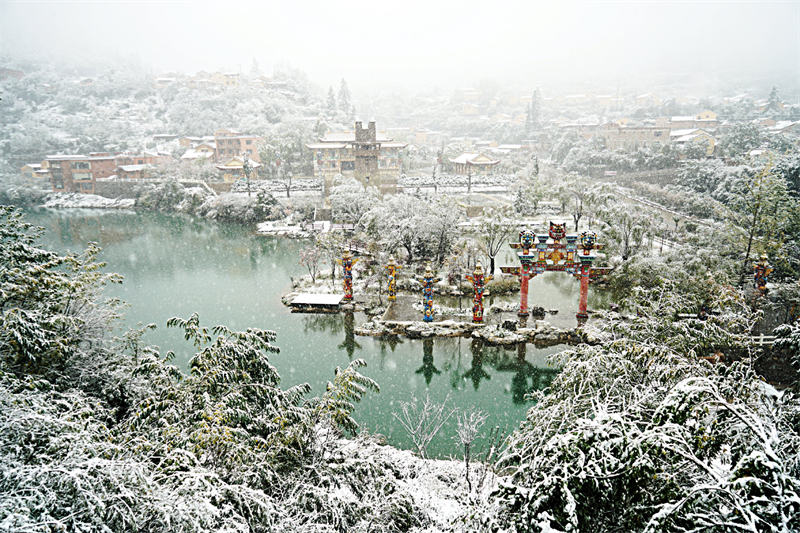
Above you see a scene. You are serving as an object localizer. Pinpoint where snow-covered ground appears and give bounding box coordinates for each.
[42,192,135,209]
[330,436,498,531]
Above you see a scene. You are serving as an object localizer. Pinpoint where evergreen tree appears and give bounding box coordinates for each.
[326,86,336,111]
[767,85,782,115]
[338,78,352,115]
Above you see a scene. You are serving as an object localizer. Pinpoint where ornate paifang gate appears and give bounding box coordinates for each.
[501,222,608,319]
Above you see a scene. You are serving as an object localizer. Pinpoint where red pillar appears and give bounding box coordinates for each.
[577,270,589,319]
[519,274,530,316]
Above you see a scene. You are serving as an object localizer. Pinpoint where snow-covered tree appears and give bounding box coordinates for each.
[328,176,379,224]
[337,78,352,117]
[475,206,514,275]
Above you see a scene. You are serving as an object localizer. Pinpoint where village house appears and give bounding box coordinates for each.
[179,135,216,148]
[20,163,42,180]
[670,128,716,155]
[215,156,261,183]
[596,123,670,150]
[117,164,154,180]
[306,121,406,194]
[668,111,719,130]
[42,151,172,193]
[46,155,96,194]
[214,129,261,163]
[181,142,217,162]
[448,152,499,174]
[115,151,171,167]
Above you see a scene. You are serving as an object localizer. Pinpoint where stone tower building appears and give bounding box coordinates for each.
[353,121,380,186]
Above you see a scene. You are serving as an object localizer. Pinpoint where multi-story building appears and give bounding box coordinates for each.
[44,152,169,192]
[47,155,95,194]
[306,121,406,194]
[214,129,261,163]
[596,123,670,150]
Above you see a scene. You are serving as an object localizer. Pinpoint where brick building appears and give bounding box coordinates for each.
[46,155,95,194]
[43,151,170,193]
[214,129,261,163]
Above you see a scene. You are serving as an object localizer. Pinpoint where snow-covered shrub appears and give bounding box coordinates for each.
[0,207,122,375]
[0,209,442,532]
[483,284,800,532]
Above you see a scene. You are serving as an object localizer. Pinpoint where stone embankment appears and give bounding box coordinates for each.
[355,317,609,347]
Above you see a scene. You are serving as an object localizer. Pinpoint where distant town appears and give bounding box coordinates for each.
[9,68,798,202]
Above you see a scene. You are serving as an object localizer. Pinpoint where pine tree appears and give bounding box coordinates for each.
[338,78,352,115]
[767,86,781,114]
[326,86,337,111]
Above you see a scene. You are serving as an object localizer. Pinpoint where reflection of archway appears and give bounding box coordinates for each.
[415,338,441,385]
[492,343,560,404]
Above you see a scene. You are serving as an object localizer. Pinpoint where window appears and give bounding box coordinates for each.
[138,159,143,164]
[246,140,252,145]
[341,161,355,171]
[654,131,663,137]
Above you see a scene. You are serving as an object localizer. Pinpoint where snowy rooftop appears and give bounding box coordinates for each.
[307,143,347,149]
[669,128,699,137]
[449,153,499,165]
[320,132,393,143]
[181,149,214,160]
[46,154,87,160]
[291,293,344,306]
[119,164,149,171]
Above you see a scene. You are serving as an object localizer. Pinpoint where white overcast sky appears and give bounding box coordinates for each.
[1,1,798,92]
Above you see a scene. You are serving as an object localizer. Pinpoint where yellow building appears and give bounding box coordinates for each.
[448,152,499,174]
[696,110,717,121]
[670,128,716,156]
[216,156,261,183]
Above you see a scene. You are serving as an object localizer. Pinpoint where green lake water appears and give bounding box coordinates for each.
[25,208,604,458]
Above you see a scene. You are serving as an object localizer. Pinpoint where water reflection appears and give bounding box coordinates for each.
[494,342,560,404]
[463,339,491,391]
[301,313,341,335]
[338,311,361,359]
[415,338,441,385]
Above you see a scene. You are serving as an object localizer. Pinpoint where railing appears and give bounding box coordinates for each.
[751,334,777,346]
